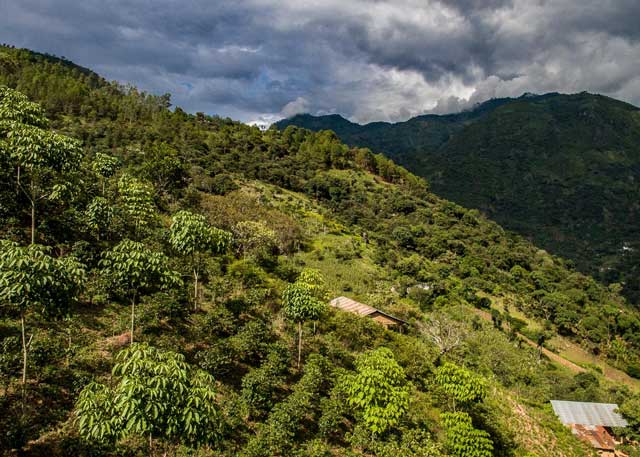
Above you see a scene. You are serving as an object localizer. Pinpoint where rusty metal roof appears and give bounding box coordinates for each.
[551,400,628,427]
[329,296,406,324]
[571,424,617,450]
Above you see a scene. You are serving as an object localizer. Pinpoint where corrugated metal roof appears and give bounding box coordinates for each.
[329,296,378,316]
[329,296,406,324]
[550,400,628,427]
[571,424,617,450]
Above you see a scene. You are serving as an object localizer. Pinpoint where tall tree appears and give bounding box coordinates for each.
[99,240,180,343]
[117,174,156,238]
[84,196,113,240]
[0,240,84,391]
[0,86,83,244]
[344,347,409,434]
[92,152,119,195]
[281,269,326,368]
[169,210,231,310]
[75,343,224,451]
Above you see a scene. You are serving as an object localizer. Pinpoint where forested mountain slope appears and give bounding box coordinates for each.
[275,94,640,305]
[1,45,640,456]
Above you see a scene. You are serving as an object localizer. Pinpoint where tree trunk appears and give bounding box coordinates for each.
[193,268,199,311]
[21,312,27,386]
[30,199,35,245]
[130,296,136,344]
[20,312,27,409]
[297,321,302,369]
[29,176,37,245]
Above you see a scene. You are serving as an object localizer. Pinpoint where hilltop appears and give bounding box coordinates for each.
[275,93,640,305]
[1,45,639,456]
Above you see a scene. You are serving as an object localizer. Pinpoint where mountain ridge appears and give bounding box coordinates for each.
[275,92,640,304]
[279,91,639,127]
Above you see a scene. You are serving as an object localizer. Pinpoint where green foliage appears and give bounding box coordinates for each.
[619,394,640,440]
[92,152,119,179]
[435,362,487,408]
[282,281,325,323]
[370,429,444,457]
[169,210,231,257]
[278,94,640,307]
[0,240,85,316]
[138,142,187,194]
[75,343,224,448]
[99,239,180,300]
[0,85,83,242]
[117,174,156,234]
[169,210,231,307]
[345,347,410,434]
[210,173,239,195]
[243,354,330,456]
[297,267,329,300]
[441,412,493,457]
[99,239,180,341]
[0,239,85,415]
[0,91,81,172]
[233,220,278,259]
[84,196,113,238]
[0,84,48,127]
[240,344,288,417]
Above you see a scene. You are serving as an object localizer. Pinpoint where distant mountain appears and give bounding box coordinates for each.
[275,93,640,304]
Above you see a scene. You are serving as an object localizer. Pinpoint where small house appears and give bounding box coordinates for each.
[550,400,628,455]
[329,296,406,329]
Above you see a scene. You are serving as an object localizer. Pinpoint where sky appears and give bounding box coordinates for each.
[1,0,640,125]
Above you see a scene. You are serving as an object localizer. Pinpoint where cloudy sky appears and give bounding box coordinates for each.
[1,0,639,124]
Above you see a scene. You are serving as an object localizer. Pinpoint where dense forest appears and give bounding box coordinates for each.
[1,45,640,456]
[276,94,640,305]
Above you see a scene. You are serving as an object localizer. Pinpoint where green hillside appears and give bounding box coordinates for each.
[275,93,640,305]
[1,45,640,456]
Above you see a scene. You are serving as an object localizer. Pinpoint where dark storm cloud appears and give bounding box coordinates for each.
[1,0,639,123]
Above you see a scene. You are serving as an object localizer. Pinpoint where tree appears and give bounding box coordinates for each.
[297,268,328,301]
[435,363,487,411]
[441,412,493,457]
[0,86,83,244]
[99,240,180,343]
[84,196,113,240]
[75,343,223,450]
[344,347,410,434]
[0,240,84,391]
[233,220,277,259]
[618,394,640,441]
[138,142,187,194]
[244,354,330,455]
[92,152,119,194]
[117,174,156,237]
[281,269,327,368]
[169,210,232,310]
[418,314,466,364]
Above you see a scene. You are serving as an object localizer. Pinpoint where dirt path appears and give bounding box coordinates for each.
[519,335,586,373]
[470,308,586,373]
[471,306,640,391]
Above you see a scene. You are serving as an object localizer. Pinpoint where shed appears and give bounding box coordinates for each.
[550,400,627,453]
[329,296,406,329]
